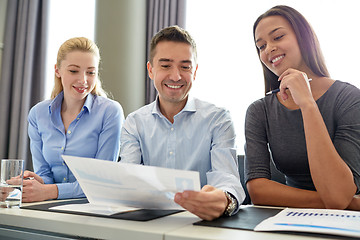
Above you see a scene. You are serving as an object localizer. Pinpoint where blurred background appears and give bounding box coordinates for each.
[0,0,359,169]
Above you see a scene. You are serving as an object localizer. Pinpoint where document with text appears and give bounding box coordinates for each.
[51,155,201,215]
[255,208,360,238]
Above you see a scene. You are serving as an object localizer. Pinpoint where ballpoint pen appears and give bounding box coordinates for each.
[266,78,312,95]
[266,88,281,95]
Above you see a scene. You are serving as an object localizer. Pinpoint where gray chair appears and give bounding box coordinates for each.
[238,155,285,205]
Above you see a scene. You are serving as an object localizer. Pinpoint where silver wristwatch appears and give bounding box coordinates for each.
[224,191,237,216]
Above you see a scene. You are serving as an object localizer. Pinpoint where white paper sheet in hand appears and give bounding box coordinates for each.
[61,155,201,210]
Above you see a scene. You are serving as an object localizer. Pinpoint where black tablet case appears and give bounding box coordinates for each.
[194,206,281,230]
[21,198,182,221]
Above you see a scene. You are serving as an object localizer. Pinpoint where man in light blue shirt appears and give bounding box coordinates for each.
[120,26,245,220]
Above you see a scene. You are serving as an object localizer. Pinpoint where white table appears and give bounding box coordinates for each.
[0,200,199,240]
[165,224,342,240]
[0,201,344,240]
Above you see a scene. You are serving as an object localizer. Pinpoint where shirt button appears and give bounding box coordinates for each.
[61,147,64,150]
[169,151,173,155]
[67,130,71,134]
[63,177,66,181]
[171,128,174,131]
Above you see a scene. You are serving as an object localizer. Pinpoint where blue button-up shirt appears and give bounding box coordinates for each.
[120,96,245,210]
[28,92,124,199]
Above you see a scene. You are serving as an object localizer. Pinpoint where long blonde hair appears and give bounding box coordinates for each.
[51,37,107,99]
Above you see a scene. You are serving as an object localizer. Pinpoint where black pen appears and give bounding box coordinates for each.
[266,78,312,95]
[266,88,280,95]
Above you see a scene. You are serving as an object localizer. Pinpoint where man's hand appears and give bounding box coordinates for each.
[174,185,228,221]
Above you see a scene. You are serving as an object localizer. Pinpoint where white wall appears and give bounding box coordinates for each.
[95,0,146,116]
[45,0,96,100]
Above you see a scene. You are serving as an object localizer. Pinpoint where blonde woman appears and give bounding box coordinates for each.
[24,37,124,202]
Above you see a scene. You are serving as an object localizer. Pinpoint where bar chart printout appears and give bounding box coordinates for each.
[255,208,360,238]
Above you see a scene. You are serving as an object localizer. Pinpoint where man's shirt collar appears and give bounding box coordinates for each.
[151,95,196,117]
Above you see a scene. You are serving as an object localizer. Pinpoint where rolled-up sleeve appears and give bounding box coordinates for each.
[207,109,245,213]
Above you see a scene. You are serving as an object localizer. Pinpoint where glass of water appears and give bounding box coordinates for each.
[0,159,25,208]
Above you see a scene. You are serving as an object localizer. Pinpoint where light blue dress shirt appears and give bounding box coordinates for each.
[120,96,245,211]
[28,92,124,199]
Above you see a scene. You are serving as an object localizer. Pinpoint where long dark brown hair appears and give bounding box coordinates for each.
[253,5,330,94]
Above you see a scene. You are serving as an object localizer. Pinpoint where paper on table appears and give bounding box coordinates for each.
[255,208,360,238]
[61,155,201,210]
[50,203,139,216]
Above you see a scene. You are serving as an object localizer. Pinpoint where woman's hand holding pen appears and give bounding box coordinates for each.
[22,170,47,202]
[23,170,44,184]
[22,171,58,202]
[278,68,314,108]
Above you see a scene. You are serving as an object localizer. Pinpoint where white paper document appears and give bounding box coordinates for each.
[255,208,360,238]
[60,155,201,211]
[51,203,139,216]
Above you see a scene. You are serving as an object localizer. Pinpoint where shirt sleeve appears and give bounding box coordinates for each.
[333,93,360,194]
[119,114,143,164]
[27,106,54,184]
[95,101,124,161]
[56,182,85,199]
[206,109,245,213]
[244,100,272,183]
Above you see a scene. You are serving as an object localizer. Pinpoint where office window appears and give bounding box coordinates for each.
[45,0,96,99]
[186,0,360,153]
